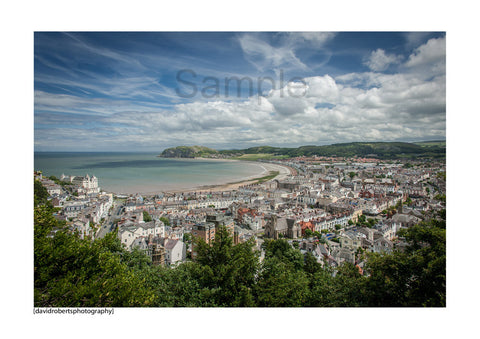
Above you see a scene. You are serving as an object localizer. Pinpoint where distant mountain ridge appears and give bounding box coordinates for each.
[159,141,446,159]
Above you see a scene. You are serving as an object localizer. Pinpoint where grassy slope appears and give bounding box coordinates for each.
[163,141,446,160]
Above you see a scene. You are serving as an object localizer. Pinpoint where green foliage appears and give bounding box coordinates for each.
[254,257,310,307]
[262,239,304,271]
[230,153,289,161]
[166,141,446,160]
[34,180,49,207]
[160,145,218,158]
[332,263,366,306]
[436,171,446,181]
[183,232,192,250]
[159,216,170,226]
[142,210,152,222]
[146,263,219,307]
[48,175,73,186]
[193,225,259,306]
[303,251,322,276]
[34,186,446,307]
[35,231,155,306]
[256,171,280,183]
[253,239,313,306]
[304,228,313,238]
[364,219,446,306]
[34,196,156,307]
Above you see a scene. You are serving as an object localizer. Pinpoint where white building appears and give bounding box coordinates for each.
[313,214,349,232]
[243,213,263,231]
[163,239,187,266]
[71,217,91,239]
[61,174,100,195]
[63,201,86,219]
[118,221,165,249]
[185,197,247,210]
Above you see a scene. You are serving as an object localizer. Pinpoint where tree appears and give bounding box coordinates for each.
[303,252,322,275]
[34,211,156,306]
[262,239,304,271]
[33,180,447,307]
[363,218,446,306]
[308,262,365,307]
[362,251,413,306]
[145,262,218,307]
[183,233,192,253]
[304,228,313,238]
[34,180,49,207]
[143,210,152,222]
[193,225,259,306]
[34,188,156,307]
[159,216,171,226]
[253,256,310,307]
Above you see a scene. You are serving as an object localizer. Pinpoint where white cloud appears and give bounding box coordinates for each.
[364,49,402,71]
[36,64,446,151]
[35,34,446,151]
[403,32,433,49]
[305,75,340,101]
[238,34,308,72]
[286,32,336,47]
[405,36,446,68]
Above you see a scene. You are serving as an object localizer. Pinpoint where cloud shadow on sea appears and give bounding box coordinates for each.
[72,159,218,170]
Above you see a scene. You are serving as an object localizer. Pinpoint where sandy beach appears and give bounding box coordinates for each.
[166,161,294,194]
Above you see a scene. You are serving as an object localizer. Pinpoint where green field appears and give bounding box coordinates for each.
[414,140,446,147]
[231,153,289,161]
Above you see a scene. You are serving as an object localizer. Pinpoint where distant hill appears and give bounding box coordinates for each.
[221,142,446,159]
[161,141,446,159]
[159,145,219,158]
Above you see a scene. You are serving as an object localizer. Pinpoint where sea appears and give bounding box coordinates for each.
[34,152,266,195]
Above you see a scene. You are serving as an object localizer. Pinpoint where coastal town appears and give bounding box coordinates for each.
[29,28,452,335]
[35,155,446,270]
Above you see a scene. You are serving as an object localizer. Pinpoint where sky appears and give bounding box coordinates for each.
[34,31,446,152]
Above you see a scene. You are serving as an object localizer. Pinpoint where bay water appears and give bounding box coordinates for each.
[34,152,265,194]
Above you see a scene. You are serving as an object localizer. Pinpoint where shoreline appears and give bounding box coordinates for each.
[167,161,294,194]
[102,160,294,196]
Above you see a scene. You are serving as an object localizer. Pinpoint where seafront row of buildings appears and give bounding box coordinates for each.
[35,155,446,269]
